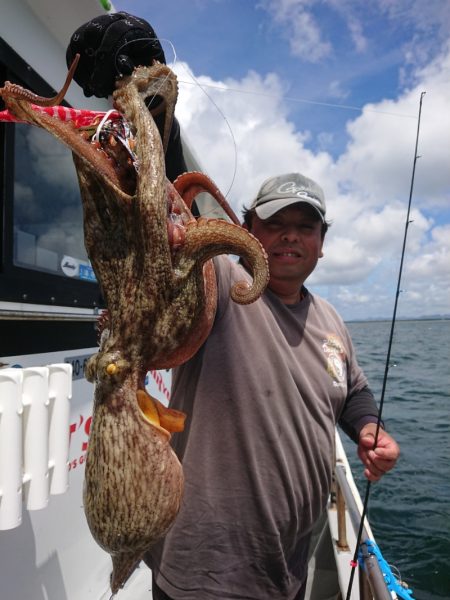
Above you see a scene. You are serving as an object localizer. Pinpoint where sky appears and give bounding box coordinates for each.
[112,0,450,321]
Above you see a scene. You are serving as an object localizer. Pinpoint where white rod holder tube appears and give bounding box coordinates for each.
[48,363,72,494]
[22,367,50,510]
[0,369,24,530]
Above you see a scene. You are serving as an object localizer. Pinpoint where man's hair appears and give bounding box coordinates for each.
[241,206,330,238]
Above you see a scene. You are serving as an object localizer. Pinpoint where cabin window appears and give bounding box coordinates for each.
[0,37,102,307]
[13,124,96,282]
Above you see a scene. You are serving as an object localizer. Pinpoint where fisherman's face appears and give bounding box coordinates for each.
[249,203,324,291]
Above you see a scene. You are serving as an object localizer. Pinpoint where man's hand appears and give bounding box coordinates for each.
[357,423,400,482]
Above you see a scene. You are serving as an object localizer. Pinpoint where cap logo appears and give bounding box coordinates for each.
[277,182,320,205]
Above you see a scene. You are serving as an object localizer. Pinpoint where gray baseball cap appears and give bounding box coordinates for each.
[251,172,326,221]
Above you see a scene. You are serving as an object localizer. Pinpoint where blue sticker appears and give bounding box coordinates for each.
[79,264,97,282]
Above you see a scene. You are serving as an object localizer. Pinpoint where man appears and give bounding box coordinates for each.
[145,172,399,600]
[67,15,400,600]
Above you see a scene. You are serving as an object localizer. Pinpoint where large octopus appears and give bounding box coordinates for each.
[0,59,268,593]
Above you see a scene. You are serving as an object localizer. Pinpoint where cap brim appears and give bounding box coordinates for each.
[255,197,325,222]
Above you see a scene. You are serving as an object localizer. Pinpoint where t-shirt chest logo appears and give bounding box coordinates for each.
[322,334,347,388]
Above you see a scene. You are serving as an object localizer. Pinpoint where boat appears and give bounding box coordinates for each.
[0,1,414,598]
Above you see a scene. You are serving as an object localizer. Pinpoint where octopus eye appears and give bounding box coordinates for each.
[94,352,130,384]
[105,363,119,375]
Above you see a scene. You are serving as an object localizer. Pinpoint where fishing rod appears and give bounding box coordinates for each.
[345,90,426,600]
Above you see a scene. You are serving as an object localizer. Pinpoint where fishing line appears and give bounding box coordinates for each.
[345,90,426,600]
[112,40,415,212]
[113,38,238,201]
[113,36,176,77]
[113,37,178,108]
[174,62,239,201]
[173,79,417,119]
[112,39,416,121]
[154,40,239,200]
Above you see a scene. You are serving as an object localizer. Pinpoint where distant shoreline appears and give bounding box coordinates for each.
[346,316,450,324]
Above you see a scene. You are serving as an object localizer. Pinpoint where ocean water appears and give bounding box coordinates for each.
[344,319,450,600]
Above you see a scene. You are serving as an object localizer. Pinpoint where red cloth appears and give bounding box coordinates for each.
[0,105,120,128]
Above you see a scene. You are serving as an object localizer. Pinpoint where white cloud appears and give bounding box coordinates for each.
[27,126,76,187]
[312,235,380,285]
[335,45,450,213]
[173,61,334,214]
[14,181,38,222]
[328,80,350,100]
[378,0,450,68]
[406,224,450,282]
[261,0,450,69]
[346,14,367,53]
[14,127,87,261]
[170,40,449,319]
[259,0,332,62]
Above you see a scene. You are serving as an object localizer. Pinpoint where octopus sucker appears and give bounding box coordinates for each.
[0,60,269,593]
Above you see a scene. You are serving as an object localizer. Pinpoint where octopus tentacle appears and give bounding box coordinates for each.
[110,66,174,290]
[173,171,241,225]
[114,63,177,154]
[1,88,124,193]
[182,218,269,305]
[0,54,80,106]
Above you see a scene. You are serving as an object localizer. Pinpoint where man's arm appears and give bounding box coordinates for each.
[156,114,187,182]
[338,385,380,442]
[339,385,400,481]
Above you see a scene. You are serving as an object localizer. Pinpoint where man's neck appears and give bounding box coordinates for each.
[269,281,305,305]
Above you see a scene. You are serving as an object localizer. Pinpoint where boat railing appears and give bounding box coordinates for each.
[333,461,392,600]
